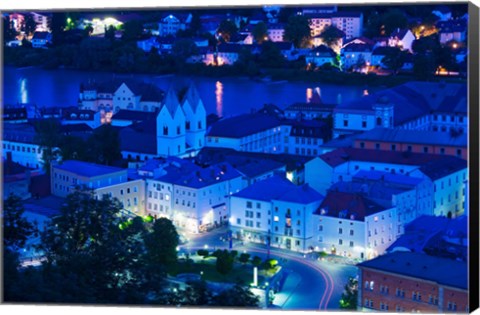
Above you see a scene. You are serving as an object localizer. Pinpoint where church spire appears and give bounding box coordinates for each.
[163,87,180,117]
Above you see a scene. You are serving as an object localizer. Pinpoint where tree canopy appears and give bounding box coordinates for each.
[217,20,238,42]
[283,15,312,48]
[319,25,344,49]
[252,22,268,44]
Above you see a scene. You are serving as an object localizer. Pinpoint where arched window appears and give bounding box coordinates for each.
[163,126,168,136]
[376,117,382,126]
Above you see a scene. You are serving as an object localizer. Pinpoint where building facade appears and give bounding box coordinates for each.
[357,252,468,313]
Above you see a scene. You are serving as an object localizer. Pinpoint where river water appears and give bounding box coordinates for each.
[3,66,379,117]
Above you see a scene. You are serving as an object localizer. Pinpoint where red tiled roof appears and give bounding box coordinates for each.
[315,190,385,220]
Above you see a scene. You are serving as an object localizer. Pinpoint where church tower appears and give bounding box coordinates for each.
[372,96,394,128]
[156,87,186,157]
[181,81,207,154]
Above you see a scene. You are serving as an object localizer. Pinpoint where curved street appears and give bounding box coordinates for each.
[179,227,358,310]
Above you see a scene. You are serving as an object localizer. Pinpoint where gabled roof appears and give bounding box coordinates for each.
[163,87,181,117]
[418,156,467,180]
[81,79,164,103]
[54,160,126,178]
[119,120,157,155]
[157,162,242,189]
[336,81,467,125]
[208,113,282,138]
[32,32,51,40]
[357,251,467,290]
[315,190,386,220]
[217,43,244,53]
[342,43,372,53]
[309,45,336,57]
[112,110,157,122]
[233,175,323,204]
[318,147,446,168]
[390,28,410,39]
[372,46,398,56]
[183,81,202,112]
[354,127,467,147]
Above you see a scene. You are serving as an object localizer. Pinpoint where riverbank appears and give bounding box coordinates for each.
[5,46,466,88]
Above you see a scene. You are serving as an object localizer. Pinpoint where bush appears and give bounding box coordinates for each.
[197,249,209,257]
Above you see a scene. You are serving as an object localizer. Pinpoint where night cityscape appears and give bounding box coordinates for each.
[1,2,473,312]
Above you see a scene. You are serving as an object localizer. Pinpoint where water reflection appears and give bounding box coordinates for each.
[306,88,312,103]
[215,81,223,117]
[19,78,28,104]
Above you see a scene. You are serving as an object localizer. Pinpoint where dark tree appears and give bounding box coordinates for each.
[413,53,437,80]
[172,38,198,64]
[179,280,213,306]
[381,9,408,36]
[85,124,122,165]
[23,13,38,37]
[215,249,234,275]
[3,17,17,42]
[381,47,409,75]
[211,283,259,307]
[252,21,268,44]
[122,20,144,42]
[251,255,262,267]
[319,25,344,48]
[339,277,358,309]
[283,15,311,48]
[39,190,151,303]
[144,217,179,269]
[238,253,251,265]
[34,118,63,173]
[83,25,94,37]
[105,25,116,41]
[2,194,36,250]
[217,19,238,42]
[258,41,286,68]
[49,12,67,45]
[60,135,87,161]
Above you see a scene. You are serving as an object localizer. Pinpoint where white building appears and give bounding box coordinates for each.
[143,158,243,233]
[307,11,363,40]
[158,13,191,37]
[206,113,288,154]
[230,175,324,253]
[388,29,415,52]
[312,190,396,260]
[267,23,285,42]
[332,82,467,138]
[305,45,337,67]
[410,157,468,218]
[51,160,145,216]
[2,123,48,169]
[304,147,451,196]
[341,43,372,71]
[31,12,50,32]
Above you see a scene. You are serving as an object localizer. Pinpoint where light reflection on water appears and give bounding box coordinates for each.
[19,78,28,104]
[215,81,223,118]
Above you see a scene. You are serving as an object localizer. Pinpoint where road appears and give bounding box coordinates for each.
[178,227,358,311]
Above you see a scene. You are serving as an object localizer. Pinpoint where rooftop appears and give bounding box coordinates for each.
[208,113,282,138]
[336,81,467,126]
[354,128,467,147]
[54,160,126,178]
[357,251,467,290]
[315,190,386,221]
[318,147,446,168]
[233,175,323,204]
[113,109,158,122]
[156,161,242,189]
[418,156,467,180]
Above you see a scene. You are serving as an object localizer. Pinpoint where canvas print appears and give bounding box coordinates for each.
[1,2,475,312]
